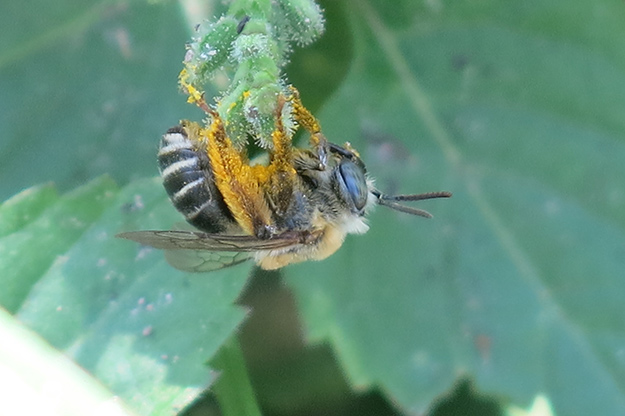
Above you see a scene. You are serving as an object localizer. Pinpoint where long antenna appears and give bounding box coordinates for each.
[372,190,452,218]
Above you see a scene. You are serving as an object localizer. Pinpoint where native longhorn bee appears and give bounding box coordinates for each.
[117,88,451,272]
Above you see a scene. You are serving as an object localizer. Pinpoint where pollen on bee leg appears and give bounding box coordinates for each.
[287,86,328,168]
[288,86,321,134]
[203,101,274,237]
[265,94,296,179]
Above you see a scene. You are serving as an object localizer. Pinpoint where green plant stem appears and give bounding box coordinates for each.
[211,336,263,416]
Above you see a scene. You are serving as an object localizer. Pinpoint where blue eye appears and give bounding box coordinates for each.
[338,160,368,212]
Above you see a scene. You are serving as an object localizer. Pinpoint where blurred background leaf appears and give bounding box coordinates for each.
[0,0,201,200]
[2,0,625,415]
[286,0,625,415]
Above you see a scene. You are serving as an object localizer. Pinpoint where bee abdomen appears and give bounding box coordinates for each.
[158,126,234,233]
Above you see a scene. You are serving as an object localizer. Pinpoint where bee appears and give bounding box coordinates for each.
[117,88,451,272]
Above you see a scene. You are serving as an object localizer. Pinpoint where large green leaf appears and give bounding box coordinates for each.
[1,0,273,414]
[285,0,625,415]
[0,0,266,414]
[0,176,118,313]
[6,177,253,414]
[0,184,58,237]
[4,0,625,415]
[0,0,198,200]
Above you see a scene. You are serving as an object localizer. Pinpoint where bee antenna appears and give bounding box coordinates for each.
[382,191,452,202]
[372,190,452,218]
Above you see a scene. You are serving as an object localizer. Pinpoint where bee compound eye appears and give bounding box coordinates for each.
[337,160,368,212]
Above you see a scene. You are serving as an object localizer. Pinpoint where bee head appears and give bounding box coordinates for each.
[331,145,452,220]
[328,143,370,215]
[327,143,452,218]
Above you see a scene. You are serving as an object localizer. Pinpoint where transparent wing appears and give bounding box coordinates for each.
[164,249,252,272]
[116,229,318,273]
[116,230,308,251]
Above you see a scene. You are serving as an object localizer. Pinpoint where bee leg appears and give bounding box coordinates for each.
[254,94,301,221]
[288,86,329,170]
[202,101,275,239]
[268,94,295,173]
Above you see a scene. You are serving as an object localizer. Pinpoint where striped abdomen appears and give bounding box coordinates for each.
[158,126,235,233]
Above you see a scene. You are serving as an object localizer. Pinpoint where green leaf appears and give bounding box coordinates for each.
[0,183,58,237]
[2,1,264,414]
[0,176,118,313]
[2,0,260,414]
[12,177,252,415]
[285,1,625,415]
[5,0,625,415]
[0,0,195,201]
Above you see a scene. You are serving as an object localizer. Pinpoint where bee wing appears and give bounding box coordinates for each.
[164,249,252,272]
[116,230,305,251]
[116,230,311,272]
